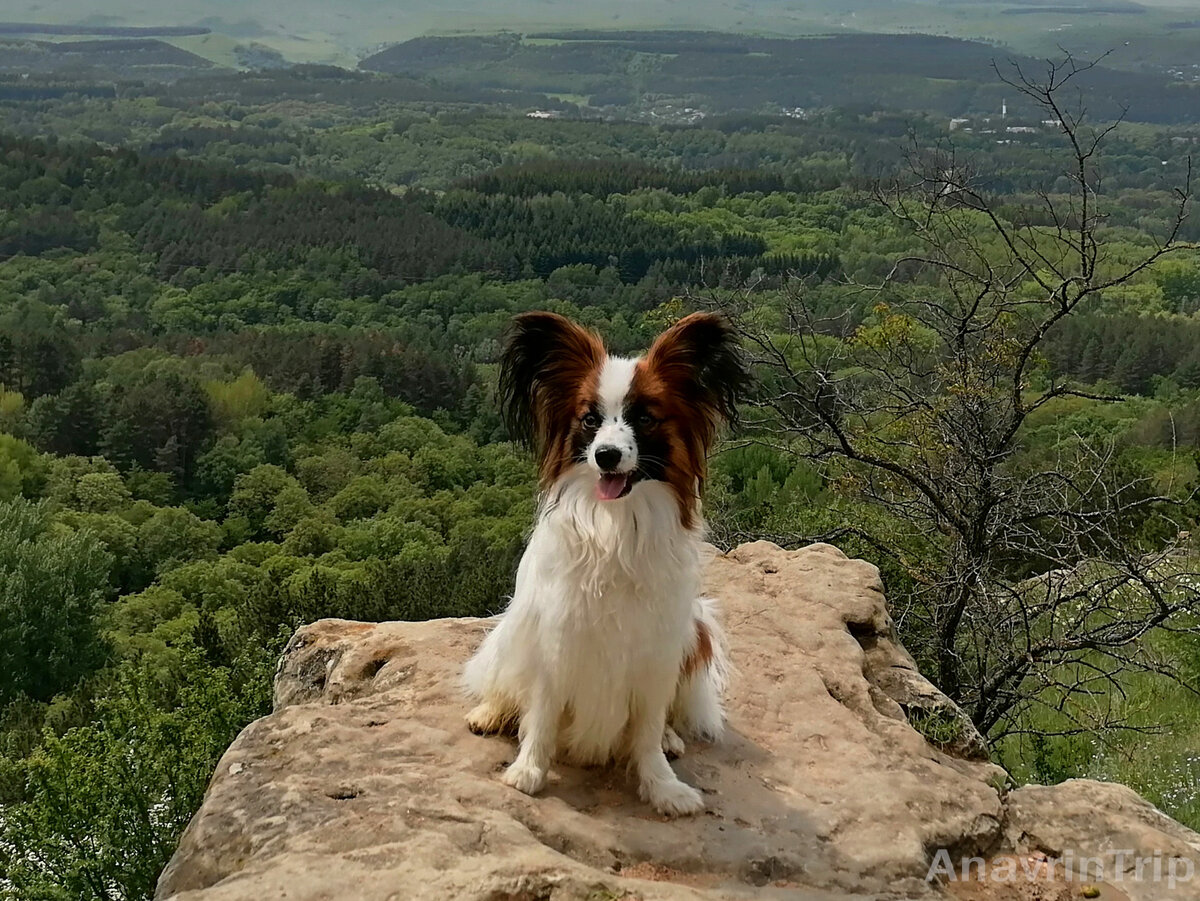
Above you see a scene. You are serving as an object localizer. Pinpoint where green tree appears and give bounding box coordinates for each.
[0,433,45,501]
[0,499,112,704]
[228,464,300,539]
[135,507,223,578]
[1156,258,1200,314]
[0,649,274,901]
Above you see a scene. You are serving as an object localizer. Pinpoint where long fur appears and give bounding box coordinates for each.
[464,311,746,816]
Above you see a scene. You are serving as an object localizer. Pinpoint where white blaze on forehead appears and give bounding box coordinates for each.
[589,355,640,474]
[596,356,638,419]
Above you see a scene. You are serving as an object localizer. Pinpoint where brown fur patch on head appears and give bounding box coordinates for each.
[498,311,607,487]
[629,360,704,529]
[632,312,750,528]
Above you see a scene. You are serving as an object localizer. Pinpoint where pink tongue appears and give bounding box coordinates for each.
[596,473,629,501]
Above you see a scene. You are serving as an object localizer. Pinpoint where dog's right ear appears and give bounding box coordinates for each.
[498,311,606,453]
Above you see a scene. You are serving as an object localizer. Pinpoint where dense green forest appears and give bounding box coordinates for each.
[2,49,1200,900]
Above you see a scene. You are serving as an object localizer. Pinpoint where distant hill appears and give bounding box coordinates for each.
[16,0,1200,71]
[0,38,216,80]
[359,31,1200,123]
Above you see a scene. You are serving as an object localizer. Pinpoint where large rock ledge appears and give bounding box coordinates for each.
[156,542,1200,900]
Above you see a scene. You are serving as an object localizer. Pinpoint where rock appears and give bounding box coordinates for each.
[1004,780,1200,882]
[156,542,1200,900]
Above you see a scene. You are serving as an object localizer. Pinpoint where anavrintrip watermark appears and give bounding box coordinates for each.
[926,849,1197,890]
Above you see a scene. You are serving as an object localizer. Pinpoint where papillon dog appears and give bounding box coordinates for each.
[463,310,750,816]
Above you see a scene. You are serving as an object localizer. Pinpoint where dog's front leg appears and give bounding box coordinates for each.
[631,683,704,816]
[501,680,559,795]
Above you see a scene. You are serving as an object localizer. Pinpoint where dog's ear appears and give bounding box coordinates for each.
[643,312,750,429]
[498,311,606,452]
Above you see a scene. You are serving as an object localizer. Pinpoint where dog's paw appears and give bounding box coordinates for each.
[661,725,686,759]
[640,777,704,817]
[501,761,547,795]
[466,701,514,736]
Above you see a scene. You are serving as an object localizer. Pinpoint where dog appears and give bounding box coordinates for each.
[462,310,749,816]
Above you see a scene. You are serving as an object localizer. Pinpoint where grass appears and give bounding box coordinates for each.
[1085,649,1200,829]
[908,706,968,750]
[998,630,1200,830]
[544,92,591,104]
[163,34,249,69]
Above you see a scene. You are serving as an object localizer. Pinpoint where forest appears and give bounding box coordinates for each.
[1,46,1200,900]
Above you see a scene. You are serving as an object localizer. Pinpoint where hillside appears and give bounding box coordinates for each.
[3,20,1199,121]
[16,0,1200,70]
[359,31,1200,123]
[0,37,215,80]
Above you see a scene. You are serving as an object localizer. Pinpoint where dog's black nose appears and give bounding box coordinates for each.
[594,445,622,471]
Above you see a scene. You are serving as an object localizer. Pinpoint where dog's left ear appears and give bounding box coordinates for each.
[498,310,606,452]
[644,312,751,427]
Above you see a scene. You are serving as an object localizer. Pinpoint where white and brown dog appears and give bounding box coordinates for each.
[463,311,749,816]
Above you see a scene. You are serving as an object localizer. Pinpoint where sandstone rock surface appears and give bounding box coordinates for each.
[157,542,1200,900]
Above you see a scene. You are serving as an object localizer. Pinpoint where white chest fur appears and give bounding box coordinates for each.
[464,471,703,763]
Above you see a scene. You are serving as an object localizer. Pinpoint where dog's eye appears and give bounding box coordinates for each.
[636,412,657,428]
[581,412,601,429]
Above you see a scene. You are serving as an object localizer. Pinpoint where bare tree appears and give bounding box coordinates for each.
[710,54,1200,742]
